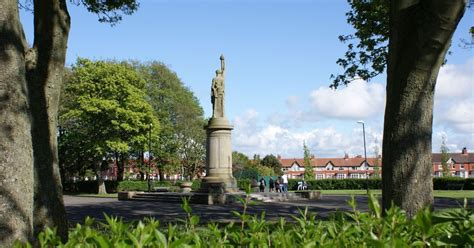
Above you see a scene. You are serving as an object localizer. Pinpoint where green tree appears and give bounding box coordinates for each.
[440,136,451,177]
[60,58,159,189]
[372,142,381,178]
[333,0,467,217]
[261,154,283,175]
[0,1,139,244]
[232,151,251,172]
[303,143,314,180]
[137,62,206,180]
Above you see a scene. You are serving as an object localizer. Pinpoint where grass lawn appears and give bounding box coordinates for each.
[320,190,474,198]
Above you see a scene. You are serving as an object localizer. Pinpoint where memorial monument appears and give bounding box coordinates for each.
[200,55,238,194]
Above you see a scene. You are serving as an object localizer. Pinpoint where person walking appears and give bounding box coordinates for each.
[275,177,281,193]
[269,177,275,192]
[259,177,266,192]
[282,174,289,192]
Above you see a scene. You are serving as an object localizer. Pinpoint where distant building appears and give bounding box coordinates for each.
[278,154,381,180]
[278,147,473,179]
[432,147,473,178]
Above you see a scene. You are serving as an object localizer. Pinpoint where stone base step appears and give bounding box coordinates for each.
[249,192,308,202]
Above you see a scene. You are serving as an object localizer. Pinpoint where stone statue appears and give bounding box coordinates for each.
[211,55,225,118]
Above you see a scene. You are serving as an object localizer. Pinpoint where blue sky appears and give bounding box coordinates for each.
[21,0,474,158]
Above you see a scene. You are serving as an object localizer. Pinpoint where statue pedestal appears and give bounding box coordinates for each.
[199,117,238,193]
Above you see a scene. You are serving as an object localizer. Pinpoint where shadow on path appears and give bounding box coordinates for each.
[65,195,472,225]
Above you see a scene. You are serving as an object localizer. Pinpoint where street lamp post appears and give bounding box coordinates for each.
[357,121,369,195]
[147,123,153,192]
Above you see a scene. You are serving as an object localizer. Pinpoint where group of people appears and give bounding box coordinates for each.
[258,174,288,192]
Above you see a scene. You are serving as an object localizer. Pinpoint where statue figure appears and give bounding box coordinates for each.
[211,54,225,118]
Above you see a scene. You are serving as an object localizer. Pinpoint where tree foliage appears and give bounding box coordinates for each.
[136,62,206,180]
[332,0,473,88]
[59,59,159,182]
[303,143,314,180]
[440,136,451,177]
[261,154,283,175]
[331,0,389,88]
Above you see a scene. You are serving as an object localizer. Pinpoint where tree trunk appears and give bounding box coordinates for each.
[383,0,465,217]
[117,153,126,181]
[140,150,146,180]
[0,1,34,245]
[26,0,70,241]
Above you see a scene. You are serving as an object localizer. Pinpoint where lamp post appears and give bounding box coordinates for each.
[357,121,369,195]
[147,123,153,192]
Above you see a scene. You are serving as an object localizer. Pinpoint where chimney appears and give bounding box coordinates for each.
[356,155,362,158]
[344,153,349,159]
[310,154,315,159]
[462,147,468,155]
[277,154,282,160]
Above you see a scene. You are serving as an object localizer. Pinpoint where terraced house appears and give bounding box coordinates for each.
[278,147,473,179]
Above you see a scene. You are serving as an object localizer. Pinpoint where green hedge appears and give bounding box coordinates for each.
[117,180,174,192]
[63,177,474,194]
[288,179,382,191]
[433,177,474,190]
[288,178,474,191]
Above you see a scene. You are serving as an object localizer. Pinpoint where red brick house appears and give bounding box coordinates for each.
[432,147,473,178]
[279,147,473,180]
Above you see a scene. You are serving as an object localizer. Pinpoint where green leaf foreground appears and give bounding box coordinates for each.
[14,194,473,247]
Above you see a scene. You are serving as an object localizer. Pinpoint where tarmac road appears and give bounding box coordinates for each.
[64,195,472,225]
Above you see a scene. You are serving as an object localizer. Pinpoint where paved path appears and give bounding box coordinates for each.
[65,195,472,225]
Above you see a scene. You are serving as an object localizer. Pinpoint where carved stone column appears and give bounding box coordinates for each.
[200,117,238,193]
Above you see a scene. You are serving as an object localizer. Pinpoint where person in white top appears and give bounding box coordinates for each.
[282,174,288,192]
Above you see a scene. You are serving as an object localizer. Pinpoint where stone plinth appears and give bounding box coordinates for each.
[199,117,238,193]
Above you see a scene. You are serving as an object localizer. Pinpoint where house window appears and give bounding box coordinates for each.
[337,173,346,179]
[339,167,344,170]
[460,164,464,169]
[316,174,324,180]
[452,165,456,169]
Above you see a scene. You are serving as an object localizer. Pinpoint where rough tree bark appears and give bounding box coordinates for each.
[0,1,34,245]
[382,0,465,217]
[0,0,70,244]
[27,0,70,240]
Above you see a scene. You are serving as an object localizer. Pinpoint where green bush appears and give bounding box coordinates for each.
[191,180,201,190]
[14,195,473,247]
[117,180,173,191]
[433,177,474,190]
[237,179,251,190]
[287,178,474,191]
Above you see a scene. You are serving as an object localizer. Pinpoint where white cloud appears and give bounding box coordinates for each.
[233,109,383,158]
[439,100,474,133]
[309,80,385,119]
[285,95,299,109]
[434,58,474,135]
[435,58,474,98]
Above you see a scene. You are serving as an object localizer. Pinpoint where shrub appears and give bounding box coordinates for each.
[287,178,474,191]
[433,177,474,190]
[14,194,473,247]
[237,179,251,190]
[117,180,173,192]
[289,178,382,190]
